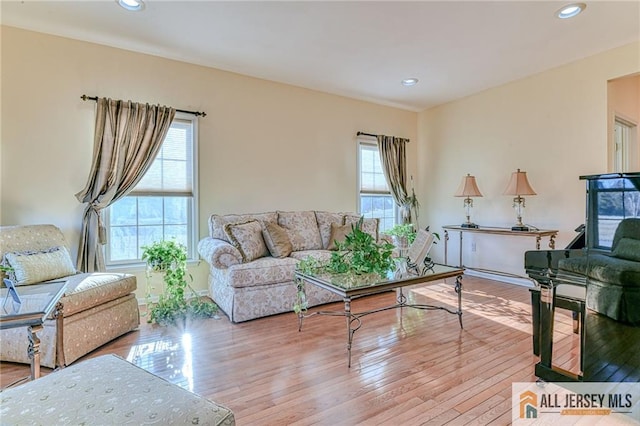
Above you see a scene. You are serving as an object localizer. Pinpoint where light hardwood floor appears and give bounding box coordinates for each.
[1,276,581,425]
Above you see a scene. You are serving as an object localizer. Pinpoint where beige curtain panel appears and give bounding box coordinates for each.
[75,98,176,272]
[376,134,410,207]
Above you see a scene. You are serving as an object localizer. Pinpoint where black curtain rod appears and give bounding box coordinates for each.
[80,95,206,117]
[357,131,409,142]
[357,131,378,138]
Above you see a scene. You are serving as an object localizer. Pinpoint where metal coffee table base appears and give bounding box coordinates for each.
[298,275,463,368]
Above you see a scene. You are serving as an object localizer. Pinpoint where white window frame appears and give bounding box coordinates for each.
[357,139,398,231]
[613,115,639,173]
[105,112,199,268]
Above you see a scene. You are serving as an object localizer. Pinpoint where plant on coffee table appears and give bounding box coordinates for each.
[327,218,395,276]
[293,218,395,314]
[142,240,218,326]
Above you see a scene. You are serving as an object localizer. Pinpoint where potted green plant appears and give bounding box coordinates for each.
[293,218,395,313]
[141,240,218,326]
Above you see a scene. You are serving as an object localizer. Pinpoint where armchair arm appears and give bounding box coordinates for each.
[197,237,242,269]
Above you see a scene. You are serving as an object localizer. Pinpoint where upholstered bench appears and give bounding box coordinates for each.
[0,224,140,368]
[0,354,235,425]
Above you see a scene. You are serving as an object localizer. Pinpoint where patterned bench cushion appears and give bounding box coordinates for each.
[0,354,235,425]
[56,272,137,316]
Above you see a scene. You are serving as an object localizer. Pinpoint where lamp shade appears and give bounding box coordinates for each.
[454,174,483,197]
[503,169,536,196]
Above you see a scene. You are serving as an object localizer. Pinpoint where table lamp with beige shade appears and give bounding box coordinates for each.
[454,174,483,228]
[504,168,537,231]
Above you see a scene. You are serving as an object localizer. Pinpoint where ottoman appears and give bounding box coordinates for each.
[0,354,235,425]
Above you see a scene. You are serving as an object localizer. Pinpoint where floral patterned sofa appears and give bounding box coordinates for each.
[198,211,379,322]
[0,224,140,368]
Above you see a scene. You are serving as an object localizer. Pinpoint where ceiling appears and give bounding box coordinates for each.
[2,1,639,111]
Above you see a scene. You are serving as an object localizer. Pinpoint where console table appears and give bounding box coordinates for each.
[443,225,558,270]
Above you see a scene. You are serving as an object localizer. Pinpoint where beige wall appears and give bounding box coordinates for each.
[0,26,417,297]
[418,42,640,278]
[2,25,639,292]
[608,74,640,171]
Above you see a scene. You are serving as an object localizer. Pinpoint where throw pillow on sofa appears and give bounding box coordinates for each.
[344,216,380,242]
[327,223,352,250]
[3,246,76,285]
[277,211,323,251]
[209,212,278,242]
[224,220,269,262]
[613,237,640,262]
[315,211,347,249]
[262,222,293,258]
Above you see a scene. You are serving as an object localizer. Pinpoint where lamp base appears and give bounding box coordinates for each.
[511,225,530,231]
[461,223,479,228]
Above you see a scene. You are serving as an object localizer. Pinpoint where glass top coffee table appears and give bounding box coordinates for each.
[295,264,464,367]
[1,280,67,382]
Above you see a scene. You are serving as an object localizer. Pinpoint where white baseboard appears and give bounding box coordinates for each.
[463,268,535,288]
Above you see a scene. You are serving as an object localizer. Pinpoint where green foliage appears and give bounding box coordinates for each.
[384,223,417,244]
[296,256,321,275]
[328,218,395,277]
[293,256,323,314]
[293,218,395,314]
[142,240,218,326]
[142,239,187,272]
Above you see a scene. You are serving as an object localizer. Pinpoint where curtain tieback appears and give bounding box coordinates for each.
[89,203,107,245]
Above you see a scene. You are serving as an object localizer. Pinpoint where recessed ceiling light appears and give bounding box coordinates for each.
[401,78,419,87]
[117,0,145,12]
[556,3,586,19]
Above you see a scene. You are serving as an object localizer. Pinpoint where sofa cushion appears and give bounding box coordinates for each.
[314,211,346,249]
[224,257,298,288]
[611,218,640,252]
[613,237,640,262]
[289,250,334,263]
[277,211,322,251]
[262,222,293,258]
[558,254,640,288]
[344,215,379,242]
[209,212,277,242]
[3,247,76,286]
[224,221,269,262]
[327,222,352,250]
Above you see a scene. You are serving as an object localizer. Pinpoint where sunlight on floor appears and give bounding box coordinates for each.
[410,282,534,333]
[126,332,194,391]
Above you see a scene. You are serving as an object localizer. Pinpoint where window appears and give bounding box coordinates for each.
[586,174,640,250]
[614,119,630,173]
[358,142,397,231]
[106,113,198,266]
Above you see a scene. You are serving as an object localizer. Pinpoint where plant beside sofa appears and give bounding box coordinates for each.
[142,240,218,326]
